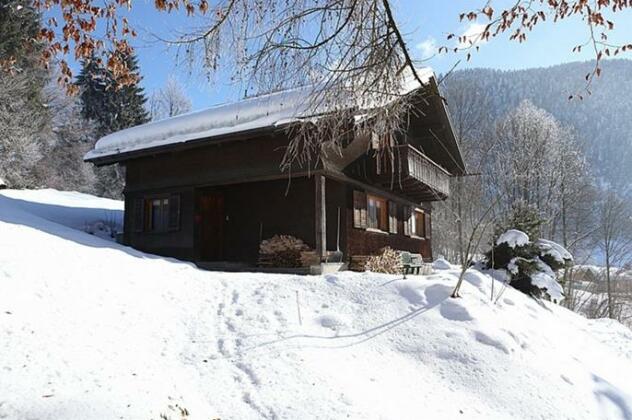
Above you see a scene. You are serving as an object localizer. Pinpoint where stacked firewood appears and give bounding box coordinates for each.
[258,235,314,268]
[349,255,371,272]
[300,250,320,267]
[364,247,401,274]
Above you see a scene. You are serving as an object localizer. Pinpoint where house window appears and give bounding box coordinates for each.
[353,190,403,234]
[412,209,426,238]
[367,194,388,231]
[353,190,368,229]
[142,195,180,232]
[388,201,398,234]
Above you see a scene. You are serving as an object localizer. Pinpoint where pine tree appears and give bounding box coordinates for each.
[77,52,149,197]
[0,0,42,74]
[77,53,149,136]
[494,202,545,241]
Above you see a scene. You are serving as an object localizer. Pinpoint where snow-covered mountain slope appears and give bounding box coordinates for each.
[1,189,631,420]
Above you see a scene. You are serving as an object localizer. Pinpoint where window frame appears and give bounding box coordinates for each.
[414,209,426,238]
[141,194,181,233]
[410,208,426,238]
[352,190,427,238]
[366,193,389,232]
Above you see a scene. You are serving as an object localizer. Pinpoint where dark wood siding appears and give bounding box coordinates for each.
[125,134,296,193]
[219,178,315,263]
[123,178,315,263]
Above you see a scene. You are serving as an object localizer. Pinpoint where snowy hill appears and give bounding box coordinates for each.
[1,190,632,420]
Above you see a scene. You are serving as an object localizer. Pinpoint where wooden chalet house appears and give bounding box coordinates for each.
[85,69,465,268]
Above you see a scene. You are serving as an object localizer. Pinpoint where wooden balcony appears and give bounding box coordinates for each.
[350,144,451,202]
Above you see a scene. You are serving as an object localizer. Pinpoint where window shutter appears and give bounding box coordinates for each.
[425,211,431,239]
[417,211,426,237]
[133,198,144,233]
[402,206,411,236]
[168,194,181,231]
[353,190,367,229]
[388,202,398,234]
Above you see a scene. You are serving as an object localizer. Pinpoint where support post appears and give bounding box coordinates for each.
[315,175,327,261]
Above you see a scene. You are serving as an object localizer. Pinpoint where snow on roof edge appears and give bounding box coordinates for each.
[85,68,435,161]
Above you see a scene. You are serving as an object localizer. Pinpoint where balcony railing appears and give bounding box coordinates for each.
[403,145,451,197]
[369,144,450,201]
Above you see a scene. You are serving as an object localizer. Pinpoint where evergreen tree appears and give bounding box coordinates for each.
[77,53,149,137]
[0,0,42,74]
[494,202,545,241]
[484,230,572,301]
[77,52,149,197]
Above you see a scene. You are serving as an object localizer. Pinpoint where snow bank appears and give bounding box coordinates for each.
[496,229,530,248]
[85,69,435,160]
[1,189,632,420]
[432,257,453,270]
[0,189,123,240]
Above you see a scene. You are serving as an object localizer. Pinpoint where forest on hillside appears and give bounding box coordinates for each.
[445,60,632,189]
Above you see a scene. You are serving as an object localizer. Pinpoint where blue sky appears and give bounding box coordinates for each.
[111,0,632,110]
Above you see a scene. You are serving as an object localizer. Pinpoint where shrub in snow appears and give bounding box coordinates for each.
[485,229,573,301]
[364,247,401,274]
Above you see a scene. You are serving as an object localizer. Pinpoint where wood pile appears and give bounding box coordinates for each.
[364,247,401,274]
[300,250,320,267]
[258,235,315,268]
[349,255,370,272]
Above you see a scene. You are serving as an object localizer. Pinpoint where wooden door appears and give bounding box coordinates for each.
[197,192,225,261]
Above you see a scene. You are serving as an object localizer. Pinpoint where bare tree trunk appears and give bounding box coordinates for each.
[605,247,614,319]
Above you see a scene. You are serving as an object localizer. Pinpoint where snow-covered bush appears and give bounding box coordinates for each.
[484,229,573,301]
[365,247,401,274]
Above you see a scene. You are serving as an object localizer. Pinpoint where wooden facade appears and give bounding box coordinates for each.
[87,83,465,267]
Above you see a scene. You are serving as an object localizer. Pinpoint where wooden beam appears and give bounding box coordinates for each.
[315,175,327,260]
[123,170,325,194]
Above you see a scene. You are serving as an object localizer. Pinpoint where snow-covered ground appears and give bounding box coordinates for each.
[1,189,632,420]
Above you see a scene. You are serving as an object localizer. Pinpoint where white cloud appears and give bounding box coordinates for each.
[458,22,488,49]
[416,37,437,59]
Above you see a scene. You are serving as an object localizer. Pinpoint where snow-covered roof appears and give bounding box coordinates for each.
[84,68,436,162]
